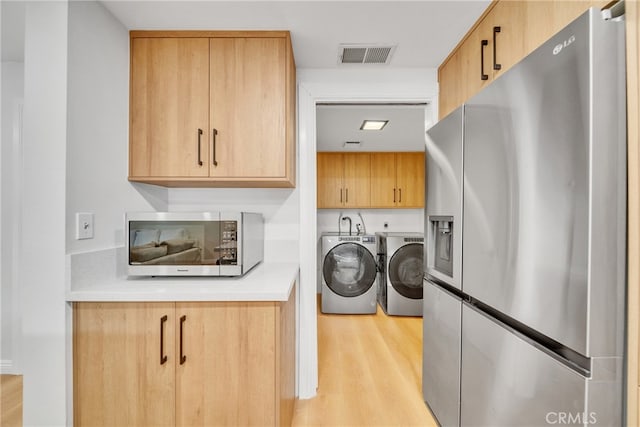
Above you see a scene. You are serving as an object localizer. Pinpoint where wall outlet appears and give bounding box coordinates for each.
[76,212,94,240]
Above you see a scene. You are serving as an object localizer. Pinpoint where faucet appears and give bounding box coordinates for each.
[356,223,362,235]
[341,216,352,236]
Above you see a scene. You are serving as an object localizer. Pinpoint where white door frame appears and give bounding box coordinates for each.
[297,74,438,398]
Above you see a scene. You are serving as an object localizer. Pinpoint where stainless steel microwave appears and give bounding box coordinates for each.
[126,212,264,277]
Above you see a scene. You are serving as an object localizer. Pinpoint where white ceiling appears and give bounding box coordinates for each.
[2,1,490,151]
[316,104,427,151]
[100,0,490,69]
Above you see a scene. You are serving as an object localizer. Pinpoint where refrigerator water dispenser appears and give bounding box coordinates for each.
[430,216,454,277]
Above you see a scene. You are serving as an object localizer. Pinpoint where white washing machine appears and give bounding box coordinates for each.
[376,232,424,316]
[321,233,378,314]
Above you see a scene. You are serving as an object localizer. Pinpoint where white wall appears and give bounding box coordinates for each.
[21,2,68,425]
[168,188,299,262]
[1,61,24,373]
[66,1,167,255]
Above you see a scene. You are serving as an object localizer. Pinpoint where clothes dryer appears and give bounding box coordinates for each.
[377,232,424,316]
[321,233,378,314]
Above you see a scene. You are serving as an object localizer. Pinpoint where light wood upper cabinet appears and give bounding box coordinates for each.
[129,31,296,188]
[438,0,608,119]
[343,153,371,208]
[73,286,296,427]
[209,38,289,180]
[317,152,371,208]
[317,153,344,208]
[318,152,423,209]
[395,152,425,208]
[130,38,210,178]
[370,152,425,208]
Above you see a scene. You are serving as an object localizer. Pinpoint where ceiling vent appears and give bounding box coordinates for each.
[338,44,396,65]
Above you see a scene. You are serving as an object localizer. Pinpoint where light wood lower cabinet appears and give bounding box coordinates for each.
[73,286,295,427]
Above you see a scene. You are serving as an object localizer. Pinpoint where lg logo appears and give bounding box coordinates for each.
[553,35,576,55]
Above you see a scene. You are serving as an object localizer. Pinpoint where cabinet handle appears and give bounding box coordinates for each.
[179,315,187,365]
[393,188,396,203]
[399,188,402,203]
[480,39,489,81]
[345,188,348,203]
[212,128,219,167]
[197,129,204,166]
[493,26,502,71]
[340,188,343,203]
[160,315,168,365]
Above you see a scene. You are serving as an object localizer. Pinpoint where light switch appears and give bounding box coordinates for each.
[76,213,94,240]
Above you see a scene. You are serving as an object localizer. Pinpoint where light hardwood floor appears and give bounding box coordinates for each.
[0,374,23,426]
[292,300,437,426]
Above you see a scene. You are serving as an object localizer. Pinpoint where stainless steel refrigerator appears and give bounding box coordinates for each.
[423,7,626,426]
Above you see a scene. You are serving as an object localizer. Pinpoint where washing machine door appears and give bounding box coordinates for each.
[389,243,424,299]
[323,243,377,297]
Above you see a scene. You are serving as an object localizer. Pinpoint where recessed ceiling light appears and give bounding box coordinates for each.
[360,120,388,131]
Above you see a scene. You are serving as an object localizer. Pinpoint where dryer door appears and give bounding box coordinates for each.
[323,243,377,297]
[389,243,424,299]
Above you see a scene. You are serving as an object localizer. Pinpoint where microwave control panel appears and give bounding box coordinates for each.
[219,221,238,265]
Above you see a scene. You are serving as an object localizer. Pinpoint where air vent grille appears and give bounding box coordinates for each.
[338,44,396,65]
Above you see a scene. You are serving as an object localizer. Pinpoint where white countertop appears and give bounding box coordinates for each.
[66,248,298,302]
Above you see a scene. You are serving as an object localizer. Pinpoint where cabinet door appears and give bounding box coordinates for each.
[459,23,491,106]
[317,152,344,208]
[130,38,210,178]
[370,153,397,207]
[489,0,526,80]
[343,153,371,208]
[525,1,593,54]
[209,37,288,180]
[74,302,176,427]
[396,152,425,208]
[438,48,465,119]
[175,302,278,426]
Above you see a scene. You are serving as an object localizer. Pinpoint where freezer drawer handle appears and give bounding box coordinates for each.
[160,315,168,365]
[481,39,489,80]
[493,26,502,70]
[179,315,187,365]
[197,129,204,166]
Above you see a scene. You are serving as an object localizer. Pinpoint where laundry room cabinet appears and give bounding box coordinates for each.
[370,152,425,208]
[73,287,295,426]
[317,152,371,208]
[129,31,296,188]
[438,0,610,118]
